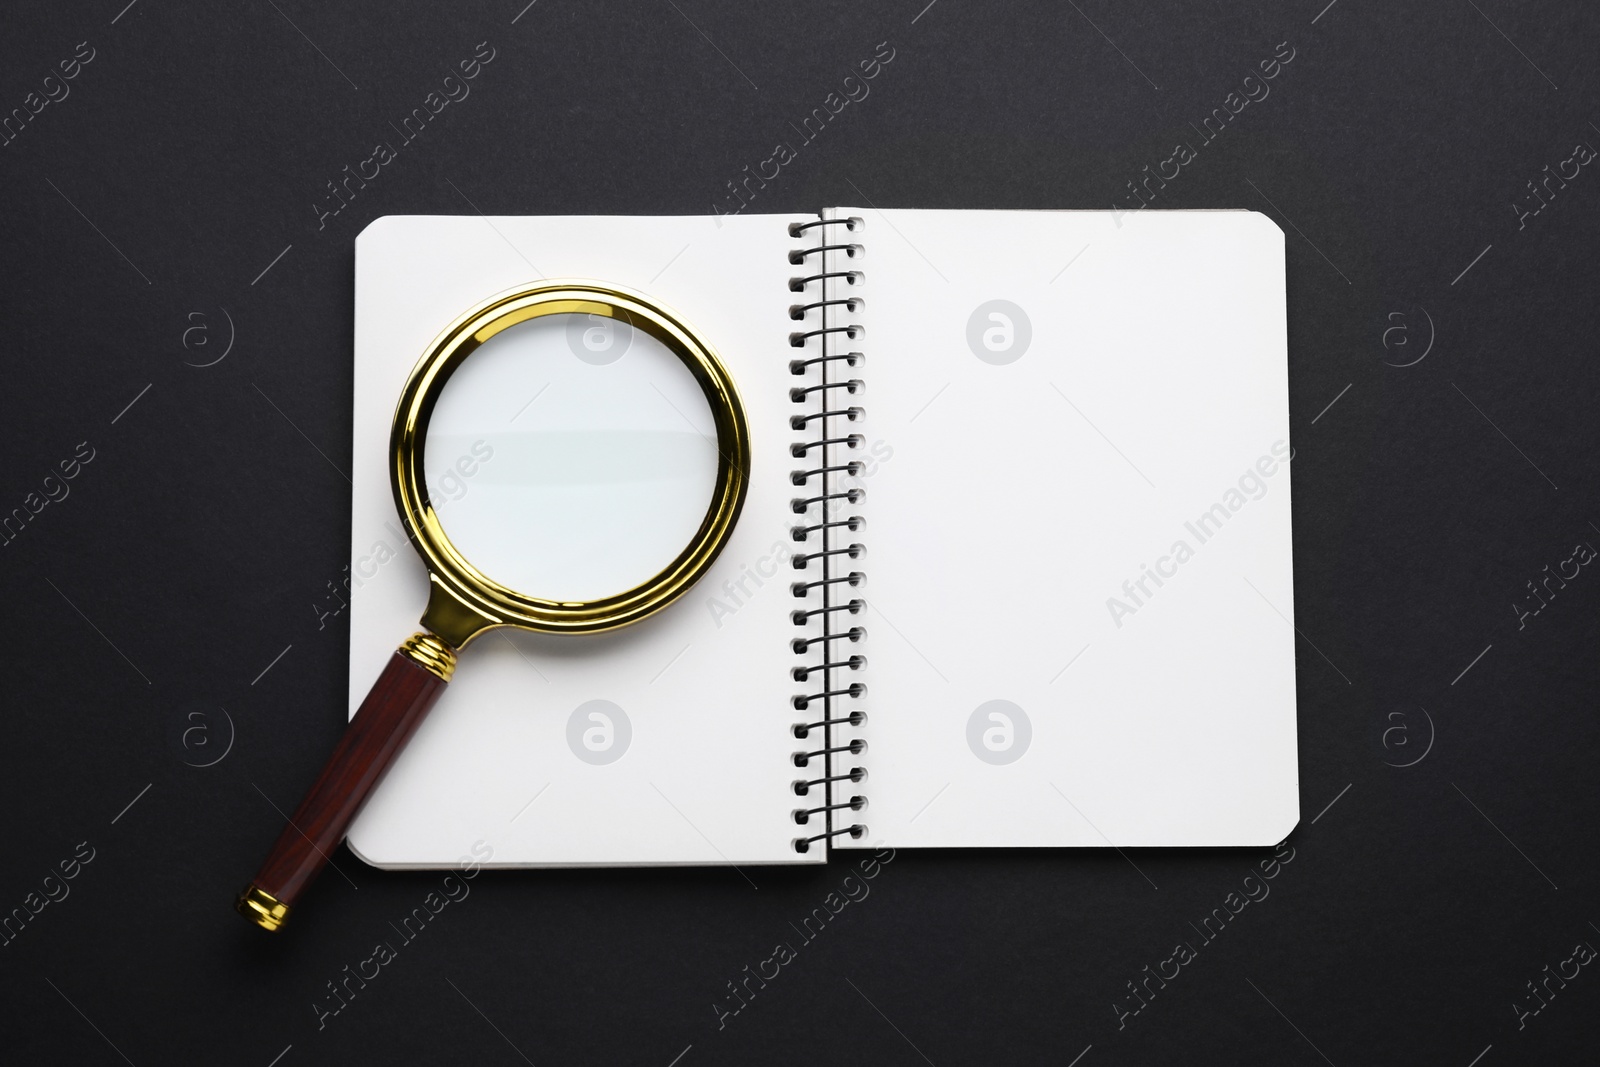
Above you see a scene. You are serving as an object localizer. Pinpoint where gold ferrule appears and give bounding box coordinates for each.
[236,884,290,931]
[399,631,457,682]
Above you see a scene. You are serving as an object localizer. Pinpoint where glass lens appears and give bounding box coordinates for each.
[422,310,720,602]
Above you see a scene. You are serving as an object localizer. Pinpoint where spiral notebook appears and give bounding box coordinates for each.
[345,208,1298,869]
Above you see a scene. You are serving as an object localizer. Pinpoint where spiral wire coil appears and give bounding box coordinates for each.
[786,216,868,853]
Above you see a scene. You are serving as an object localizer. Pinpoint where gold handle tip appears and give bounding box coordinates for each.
[236,884,290,931]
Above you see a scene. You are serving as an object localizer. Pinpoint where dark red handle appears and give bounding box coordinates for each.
[237,640,451,930]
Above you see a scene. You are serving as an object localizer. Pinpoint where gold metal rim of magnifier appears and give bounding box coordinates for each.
[391,280,751,649]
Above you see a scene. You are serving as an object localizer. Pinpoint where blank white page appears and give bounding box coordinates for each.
[348,214,818,868]
[830,208,1298,849]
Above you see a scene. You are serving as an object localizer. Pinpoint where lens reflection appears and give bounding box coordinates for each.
[423,312,720,602]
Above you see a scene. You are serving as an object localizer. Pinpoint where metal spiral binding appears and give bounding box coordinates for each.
[787,215,868,854]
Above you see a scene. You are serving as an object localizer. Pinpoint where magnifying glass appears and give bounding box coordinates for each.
[236,281,750,931]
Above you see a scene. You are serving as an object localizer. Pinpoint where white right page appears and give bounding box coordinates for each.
[830,208,1298,848]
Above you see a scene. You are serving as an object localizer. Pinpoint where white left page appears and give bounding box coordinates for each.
[348,214,819,868]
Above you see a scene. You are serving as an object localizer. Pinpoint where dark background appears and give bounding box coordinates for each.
[3,0,1597,1063]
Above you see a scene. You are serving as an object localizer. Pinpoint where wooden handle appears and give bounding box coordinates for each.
[237,638,453,930]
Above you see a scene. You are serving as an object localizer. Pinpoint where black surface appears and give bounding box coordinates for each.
[3,1,1598,1063]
